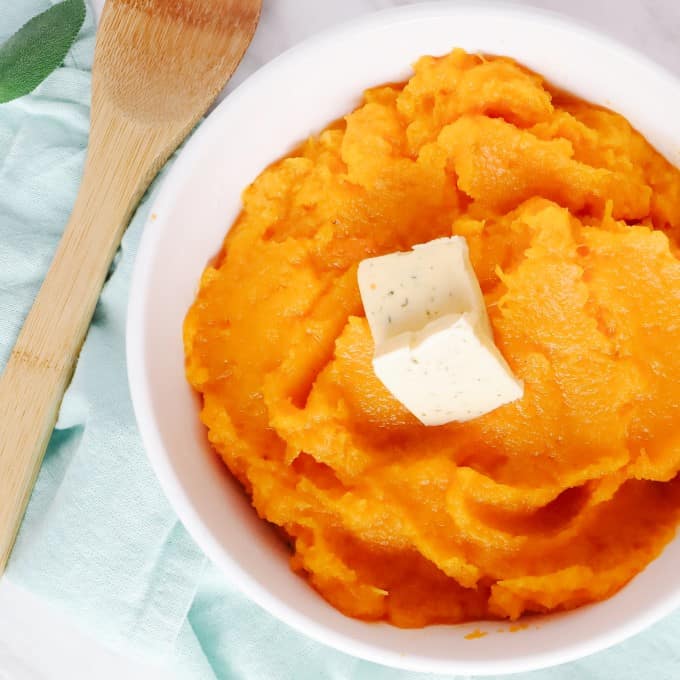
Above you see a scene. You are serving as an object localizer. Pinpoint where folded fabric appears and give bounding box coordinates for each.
[1,2,680,679]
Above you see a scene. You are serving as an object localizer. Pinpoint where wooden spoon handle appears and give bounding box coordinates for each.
[0,116,156,572]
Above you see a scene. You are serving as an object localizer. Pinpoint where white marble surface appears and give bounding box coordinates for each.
[1,1,679,679]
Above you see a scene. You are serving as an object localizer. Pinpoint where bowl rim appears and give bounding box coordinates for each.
[127,2,680,674]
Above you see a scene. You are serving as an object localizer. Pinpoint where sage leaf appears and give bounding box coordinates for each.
[0,0,86,104]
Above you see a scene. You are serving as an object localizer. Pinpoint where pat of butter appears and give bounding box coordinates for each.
[357,237,491,346]
[374,313,523,425]
[358,237,523,425]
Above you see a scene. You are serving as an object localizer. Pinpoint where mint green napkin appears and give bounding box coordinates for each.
[2,2,680,679]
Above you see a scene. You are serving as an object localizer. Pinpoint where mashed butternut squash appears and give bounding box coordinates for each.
[184,49,680,626]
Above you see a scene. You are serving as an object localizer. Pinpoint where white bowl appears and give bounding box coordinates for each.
[127,2,680,674]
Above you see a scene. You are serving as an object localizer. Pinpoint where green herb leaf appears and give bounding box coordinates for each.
[0,0,86,104]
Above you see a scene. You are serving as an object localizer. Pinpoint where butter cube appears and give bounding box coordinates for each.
[357,237,491,346]
[373,313,523,425]
[358,236,523,425]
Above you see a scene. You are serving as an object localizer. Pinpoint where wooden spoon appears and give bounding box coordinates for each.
[0,0,261,573]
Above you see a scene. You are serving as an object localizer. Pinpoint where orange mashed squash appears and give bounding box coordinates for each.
[184,49,680,626]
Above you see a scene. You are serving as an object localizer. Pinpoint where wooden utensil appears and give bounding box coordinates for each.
[0,0,261,574]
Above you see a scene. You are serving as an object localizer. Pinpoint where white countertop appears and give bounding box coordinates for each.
[1,1,679,678]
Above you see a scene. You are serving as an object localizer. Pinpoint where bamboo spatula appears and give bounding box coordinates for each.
[0,0,261,574]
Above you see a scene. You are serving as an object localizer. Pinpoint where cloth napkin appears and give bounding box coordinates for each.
[2,2,680,679]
